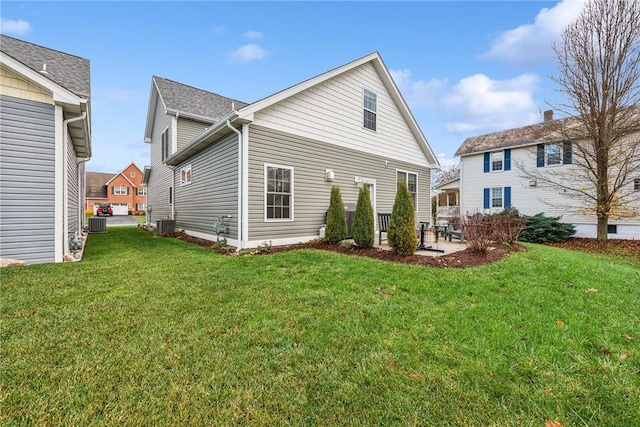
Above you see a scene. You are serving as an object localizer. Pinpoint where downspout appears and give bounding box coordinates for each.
[63,113,86,257]
[77,156,91,230]
[226,120,243,250]
[169,165,176,220]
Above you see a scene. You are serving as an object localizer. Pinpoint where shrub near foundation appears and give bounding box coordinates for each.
[388,182,417,256]
[352,186,375,248]
[325,185,347,244]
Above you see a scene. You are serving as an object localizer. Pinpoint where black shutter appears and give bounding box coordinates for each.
[563,141,572,164]
[537,144,545,167]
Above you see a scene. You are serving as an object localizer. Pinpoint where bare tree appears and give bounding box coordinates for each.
[433,162,460,187]
[521,0,640,241]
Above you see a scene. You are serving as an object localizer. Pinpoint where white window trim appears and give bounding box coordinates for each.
[264,163,294,222]
[363,88,377,132]
[180,164,192,186]
[113,185,127,196]
[395,169,419,212]
[491,187,504,209]
[490,150,504,172]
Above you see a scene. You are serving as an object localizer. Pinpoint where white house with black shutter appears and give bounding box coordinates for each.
[454,110,640,239]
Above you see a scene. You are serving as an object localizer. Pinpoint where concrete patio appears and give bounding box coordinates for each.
[375,231,467,257]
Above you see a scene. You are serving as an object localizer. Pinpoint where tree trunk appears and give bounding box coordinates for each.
[596,216,608,241]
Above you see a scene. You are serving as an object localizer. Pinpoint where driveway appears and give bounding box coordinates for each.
[100,215,140,226]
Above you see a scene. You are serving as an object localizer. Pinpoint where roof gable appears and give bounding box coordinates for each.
[0,35,90,98]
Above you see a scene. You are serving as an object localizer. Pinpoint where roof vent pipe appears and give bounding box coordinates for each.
[40,63,48,74]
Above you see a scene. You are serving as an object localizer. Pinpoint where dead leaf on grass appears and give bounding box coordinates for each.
[376,286,393,297]
[602,349,612,355]
[620,354,628,360]
[545,422,564,427]
[622,334,633,341]
[585,288,598,293]
[555,320,565,327]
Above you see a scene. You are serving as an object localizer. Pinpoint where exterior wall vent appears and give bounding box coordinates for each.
[156,219,176,235]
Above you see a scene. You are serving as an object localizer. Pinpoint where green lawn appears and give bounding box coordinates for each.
[2,227,638,425]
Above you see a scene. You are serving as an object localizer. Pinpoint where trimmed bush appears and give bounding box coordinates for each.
[388,182,417,256]
[352,186,375,248]
[325,185,347,244]
[519,213,576,243]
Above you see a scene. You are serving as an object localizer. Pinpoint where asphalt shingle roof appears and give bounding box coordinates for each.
[0,35,90,98]
[153,76,247,121]
[86,172,116,198]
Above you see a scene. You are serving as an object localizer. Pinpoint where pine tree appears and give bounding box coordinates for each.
[388,181,417,256]
[352,185,374,248]
[325,185,347,244]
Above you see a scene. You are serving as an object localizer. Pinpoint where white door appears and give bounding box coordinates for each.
[112,204,129,215]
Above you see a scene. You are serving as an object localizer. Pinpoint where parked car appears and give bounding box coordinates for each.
[96,204,113,216]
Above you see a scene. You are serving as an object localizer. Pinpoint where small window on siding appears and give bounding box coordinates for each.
[491,187,503,208]
[161,128,170,161]
[265,164,293,221]
[607,224,617,234]
[634,178,640,191]
[363,89,377,131]
[130,171,136,178]
[538,141,572,167]
[397,170,418,210]
[546,143,562,165]
[180,165,192,186]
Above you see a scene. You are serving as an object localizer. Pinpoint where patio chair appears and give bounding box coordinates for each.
[448,222,465,242]
[378,213,391,245]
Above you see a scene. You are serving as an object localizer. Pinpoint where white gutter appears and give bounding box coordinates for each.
[226,120,243,250]
[63,113,87,258]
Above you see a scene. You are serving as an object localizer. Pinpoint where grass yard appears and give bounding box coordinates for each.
[2,227,639,426]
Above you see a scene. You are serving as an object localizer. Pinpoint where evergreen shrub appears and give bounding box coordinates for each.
[325,185,347,244]
[352,186,375,248]
[519,213,576,243]
[388,182,417,256]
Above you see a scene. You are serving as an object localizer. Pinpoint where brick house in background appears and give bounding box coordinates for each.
[86,163,147,215]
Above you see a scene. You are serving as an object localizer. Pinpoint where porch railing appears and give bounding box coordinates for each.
[436,206,460,218]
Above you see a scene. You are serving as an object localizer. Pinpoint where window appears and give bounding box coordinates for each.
[491,151,503,172]
[484,149,511,173]
[397,170,418,209]
[537,141,572,167]
[491,187,503,208]
[130,171,136,178]
[483,186,511,210]
[113,186,128,195]
[607,224,617,234]
[136,187,147,196]
[363,89,377,131]
[265,165,293,220]
[161,128,170,161]
[634,178,640,191]
[136,203,146,211]
[180,165,192,186]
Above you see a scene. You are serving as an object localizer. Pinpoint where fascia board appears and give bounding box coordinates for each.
[143,79,161,142]
[105,172,135,187]
[1,52,80,106]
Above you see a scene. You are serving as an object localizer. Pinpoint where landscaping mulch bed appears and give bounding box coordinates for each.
[172,231,521,269]
[546,237,640,259]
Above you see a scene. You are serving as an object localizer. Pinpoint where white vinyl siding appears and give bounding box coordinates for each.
[252,62,430,168]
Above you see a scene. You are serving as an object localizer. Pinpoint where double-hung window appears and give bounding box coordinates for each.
[363,89,377,131]
[397,170,418,209]
[483,186,511,210]
[484,149,511,172]
[491,151,504,171]
[537,141,572,167]
[136,187,147,196]
[491,188,503,208]
[113,185,128,195]
[265,164,293,221]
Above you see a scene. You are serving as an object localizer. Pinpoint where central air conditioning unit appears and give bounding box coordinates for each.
[156,219,176,236]
[88,217,107,233]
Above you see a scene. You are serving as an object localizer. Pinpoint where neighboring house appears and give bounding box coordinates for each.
[143,52,439,249]
[0,35,91,264]
[455,110,640,239]
[433,177,460,220]
[86,163,147,215]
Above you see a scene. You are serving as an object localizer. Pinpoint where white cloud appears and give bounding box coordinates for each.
[444,73,541,133]
[230,44,266,63]
[480,0,584,67]
[0,19,31,36]
[393,69,542,135]
[391,69,447,109]
[244,30,263,40]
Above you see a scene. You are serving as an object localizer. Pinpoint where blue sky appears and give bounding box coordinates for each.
[1,0,586,173]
